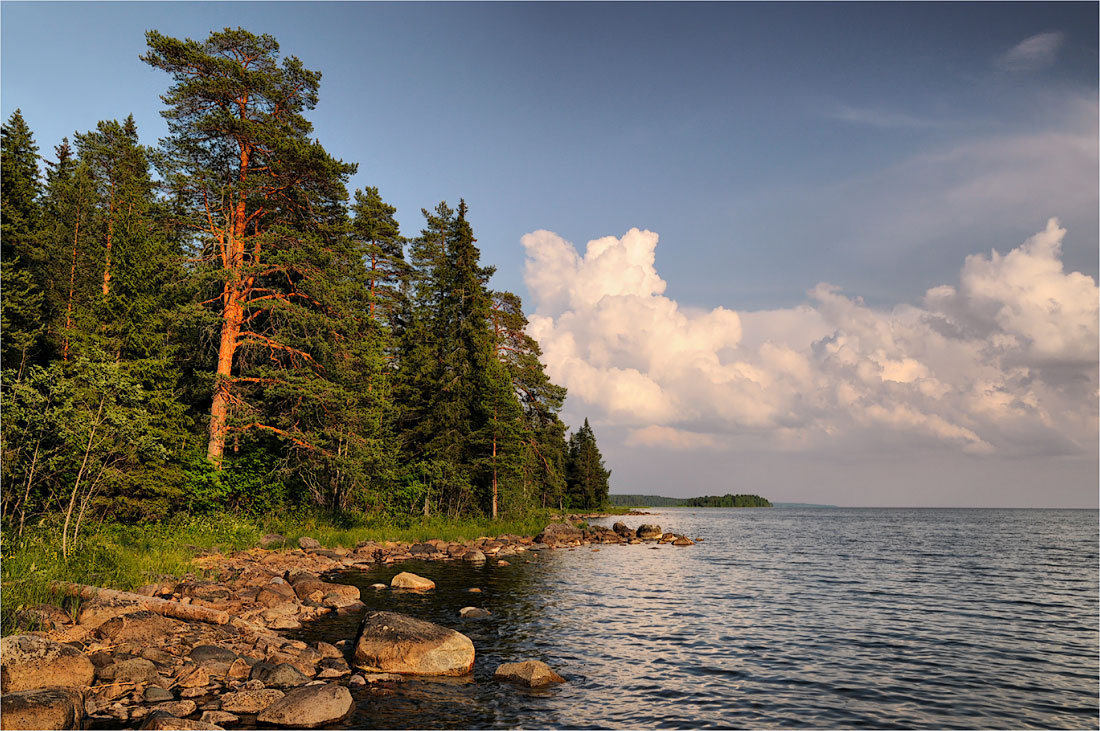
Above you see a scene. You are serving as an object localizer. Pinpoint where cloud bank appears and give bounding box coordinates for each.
[524,220,1098,459]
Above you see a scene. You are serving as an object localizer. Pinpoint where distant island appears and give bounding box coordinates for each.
[609,493,772,508]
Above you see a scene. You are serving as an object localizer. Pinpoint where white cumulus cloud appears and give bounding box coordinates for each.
[523,220,1098,458]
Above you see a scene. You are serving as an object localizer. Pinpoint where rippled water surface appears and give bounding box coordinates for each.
[296,508,1099,729]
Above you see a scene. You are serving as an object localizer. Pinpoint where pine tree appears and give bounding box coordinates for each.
[143,28,357,468]
[566,418,611,509]
[350,186,407,329]
[1,110,45,375]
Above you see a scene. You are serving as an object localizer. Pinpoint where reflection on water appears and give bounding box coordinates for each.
[291,508,1099,729]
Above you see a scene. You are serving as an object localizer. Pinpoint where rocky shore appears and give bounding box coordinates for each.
[0,519,694,730]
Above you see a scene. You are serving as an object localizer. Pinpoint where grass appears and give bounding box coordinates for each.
[0,509,563,635]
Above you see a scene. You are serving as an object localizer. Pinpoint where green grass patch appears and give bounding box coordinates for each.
[1,509,558,635]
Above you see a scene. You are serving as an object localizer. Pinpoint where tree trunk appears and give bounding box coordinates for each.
[62,202,82,361]
[491,428,498,520]
[206,282,242,467]
[50,582,230,625]
[62,396,103,558]
[102,182,115,296]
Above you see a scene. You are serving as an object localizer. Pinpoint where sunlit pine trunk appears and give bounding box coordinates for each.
[102,180,115,296]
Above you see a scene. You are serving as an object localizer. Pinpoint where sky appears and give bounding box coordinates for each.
[2,2,1097,507]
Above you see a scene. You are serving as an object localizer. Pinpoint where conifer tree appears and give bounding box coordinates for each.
[143,28,357,468]
[566,418,611,509]
[1,110,45,375]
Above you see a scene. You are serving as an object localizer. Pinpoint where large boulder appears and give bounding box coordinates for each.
[256,683,353,728]
[76,596,145,629]
[635,524,662,540]
[494,660,566,687]
[0,635,94,693]
[1,687,84,730]
[534,523,583,546]
[354,611,474,676]
[390,572,435,591]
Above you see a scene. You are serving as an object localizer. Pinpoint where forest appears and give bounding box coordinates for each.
[608,493,772,508]
[0,27,613,558]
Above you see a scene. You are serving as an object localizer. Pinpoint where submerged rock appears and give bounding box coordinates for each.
[255,683,353,728]
[390,572,435,591]
[493,660,566,687]
[354,611,474,676]
[139,716,224,731]
[459,607,491,619]
[0,687,84,730]
[0,635,95,693]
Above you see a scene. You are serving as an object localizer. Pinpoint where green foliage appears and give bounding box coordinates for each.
[566,418,611,509]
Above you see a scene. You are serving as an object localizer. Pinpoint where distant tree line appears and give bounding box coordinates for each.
[1,28,611,548]
[609,493,771,508]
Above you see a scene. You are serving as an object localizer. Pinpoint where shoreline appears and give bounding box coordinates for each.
[1,517,693,730]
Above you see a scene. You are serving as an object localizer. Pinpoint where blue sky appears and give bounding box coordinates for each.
[3,3,1097,506]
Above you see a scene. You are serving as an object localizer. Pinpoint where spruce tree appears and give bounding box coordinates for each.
[566,418,611,509]
[1,110,45,375]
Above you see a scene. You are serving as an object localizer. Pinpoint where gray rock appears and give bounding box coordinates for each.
[635,524,662,539]
[1,687,84,730]
[354,611,474,676]
[95,610,182,643]
[99,657,159,684]
[297,536,321,550]
[260,533,287,549]
[199,711,238,726]
[219,688,285,714]
[151,700,197,717]
[612,521,633,537]
[188,646,237,665]
[534,523,583,546]
[250,662,310,688]
[144,686,175,703]
[494,659,566,687]
[256,683,353,728]
[462,550,486,563]
[0,634,95,693]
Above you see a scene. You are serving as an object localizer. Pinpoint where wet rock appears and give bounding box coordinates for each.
[673,536,695,546]
[348,674,366,686]
[369,583,387,590]
[0,635,95,693]
[459,607,491,619]
[12,604,72,633]
[462,550,486,563]
[151,699,197,717]
[494,660,566,687]
[99,657,159,684]
[250,662,309,688]
[260,534,287,549]
[219,688,285,713]
[354,611,474,676]
[534,523,582,546]
[497,560,510,566]
[297,537,321,550]
[611,521,633,537]
[140,716,223,730]
[1,687,84,730]
[96,611,183,643]
[468,588,482,593]
[389,572,435,591]
[636,524,662,540]
[256,683,353,728]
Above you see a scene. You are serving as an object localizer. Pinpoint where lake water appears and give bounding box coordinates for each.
[297,508,1099,729]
